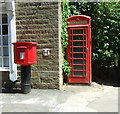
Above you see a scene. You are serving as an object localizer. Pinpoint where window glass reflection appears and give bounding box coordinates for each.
[0,47,1,56]
[74,71,83,76]
[2,14,7,24]
[3,36,8,45]
[0,58,2,67]
[2,25,8,35]
[3,47,9,56]
[74,59,86,64]
[3,58,9,67]
[73,30,83,34]
[73,36,85,40]
[0,36,1,45]
[73,48,83,52]
[0,26,1,35]
[2,4,7,13]
[74,54,86,58]
[74,65,86,70]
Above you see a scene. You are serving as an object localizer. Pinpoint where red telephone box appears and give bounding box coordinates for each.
[66,15,92,83]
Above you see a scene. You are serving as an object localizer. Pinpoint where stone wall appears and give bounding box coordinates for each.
[15,2,63,89]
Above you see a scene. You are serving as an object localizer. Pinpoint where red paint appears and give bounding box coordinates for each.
[12,42,38,66]
[66,15,92,83]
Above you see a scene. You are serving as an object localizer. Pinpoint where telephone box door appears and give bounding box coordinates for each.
[66,15,92,83]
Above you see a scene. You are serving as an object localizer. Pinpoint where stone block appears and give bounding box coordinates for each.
[15,2,62,89]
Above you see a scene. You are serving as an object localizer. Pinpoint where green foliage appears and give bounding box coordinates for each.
[61,1,120,78]
[61,0,71,76]
[62,59,71,76]
[69,2,120,68]
[61,0,70,54]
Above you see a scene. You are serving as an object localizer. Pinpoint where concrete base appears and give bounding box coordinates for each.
[0,82,118,112]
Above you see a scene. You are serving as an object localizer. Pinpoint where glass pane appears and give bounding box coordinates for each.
[73,30,83,34]
[0,4,2,12]
[0,26,1,35]
[73,54,86,58]
[3,47,9,56]
[73,42,85,46]
[74,71,83,76]
[0,14,1,24]
[0,58,2,67]
[73,36,85,40]
[74,65,86,70]
[0,36,1,45]
[3,58,9,67]
[74,59,86,64]
[0,47,1,56]
[0,18,1,24]
[73,48,85,52]
[2,4,7,13]
[2,14,7,24]
[2,25,8,35]
[3,36,8,45]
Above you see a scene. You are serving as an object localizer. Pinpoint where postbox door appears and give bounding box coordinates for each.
[18,46,27,60]
[66,27,91,83]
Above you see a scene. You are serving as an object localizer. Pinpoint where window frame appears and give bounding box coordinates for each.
[0,1,17,82]
[0,3,9,71]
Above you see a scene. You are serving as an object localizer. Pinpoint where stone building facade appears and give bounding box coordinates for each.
[1,1,63,89]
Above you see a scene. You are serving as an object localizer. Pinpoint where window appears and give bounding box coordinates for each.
[0,2,17,82]
[0,3,9,71]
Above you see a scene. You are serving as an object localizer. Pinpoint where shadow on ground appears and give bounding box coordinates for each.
[93,64,120,87]
[1,88,22,94]
[94,79,120,87]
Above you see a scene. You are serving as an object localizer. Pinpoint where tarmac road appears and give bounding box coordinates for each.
[0,82,119,112]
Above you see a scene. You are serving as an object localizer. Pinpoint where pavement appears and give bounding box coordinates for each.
[0,82,119,113]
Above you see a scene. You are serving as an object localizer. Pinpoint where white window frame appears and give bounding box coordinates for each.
[0,4,9,71]
[0,1,17,82]
[7,1,17,82]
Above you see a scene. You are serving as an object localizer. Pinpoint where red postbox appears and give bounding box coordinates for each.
[66,15,92,84]
[12,42,38,66]
[12,41,38,94]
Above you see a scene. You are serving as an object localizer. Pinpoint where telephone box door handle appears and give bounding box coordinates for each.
[86,48,88,52]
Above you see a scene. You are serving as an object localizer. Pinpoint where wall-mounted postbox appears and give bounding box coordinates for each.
[12,42,38,66]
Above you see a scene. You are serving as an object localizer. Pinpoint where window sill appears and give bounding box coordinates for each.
[0,67,10,71]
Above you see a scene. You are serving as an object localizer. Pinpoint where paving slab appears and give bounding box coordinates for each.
[0,83,119,112]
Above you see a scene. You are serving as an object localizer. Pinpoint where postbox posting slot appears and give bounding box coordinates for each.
[17,46,27,49]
